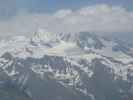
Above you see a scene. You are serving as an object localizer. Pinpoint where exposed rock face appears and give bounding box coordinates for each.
[0,31,133,100]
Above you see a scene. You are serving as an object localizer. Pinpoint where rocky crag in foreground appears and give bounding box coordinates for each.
[0,29,133,100]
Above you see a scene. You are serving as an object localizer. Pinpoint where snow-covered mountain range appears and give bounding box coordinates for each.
[0,29,133,100]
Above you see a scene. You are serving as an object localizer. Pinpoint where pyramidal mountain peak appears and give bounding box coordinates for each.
[0,30,133,100]
[0,30,132,61]
[31,28,56,43]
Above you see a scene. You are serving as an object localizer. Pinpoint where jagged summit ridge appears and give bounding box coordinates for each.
[0,30,132,63]
[31,28,56,43]
[0,30,133,100]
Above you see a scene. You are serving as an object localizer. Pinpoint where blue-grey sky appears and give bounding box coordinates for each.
[1,0,133,19]
[0,0,133,37]
[16,0,133,12]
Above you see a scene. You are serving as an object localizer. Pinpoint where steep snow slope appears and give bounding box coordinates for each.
[0,30,132,63]
[0,29,133,100]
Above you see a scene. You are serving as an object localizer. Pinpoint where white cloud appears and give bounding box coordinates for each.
[54,9,72,18]
[0,4,133,37]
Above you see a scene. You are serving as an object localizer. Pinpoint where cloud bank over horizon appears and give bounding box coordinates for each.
[0,4,133,37]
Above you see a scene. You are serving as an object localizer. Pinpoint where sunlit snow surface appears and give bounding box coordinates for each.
[0,29,133,82]
[0,30,132,64]
[0,30,133,100]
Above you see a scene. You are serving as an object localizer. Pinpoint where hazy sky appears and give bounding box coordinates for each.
[0,0,133,37]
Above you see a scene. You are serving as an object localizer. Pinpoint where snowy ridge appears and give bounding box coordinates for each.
[0,29,132,64]
[0,29,133,80]
[0,29,133,100]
